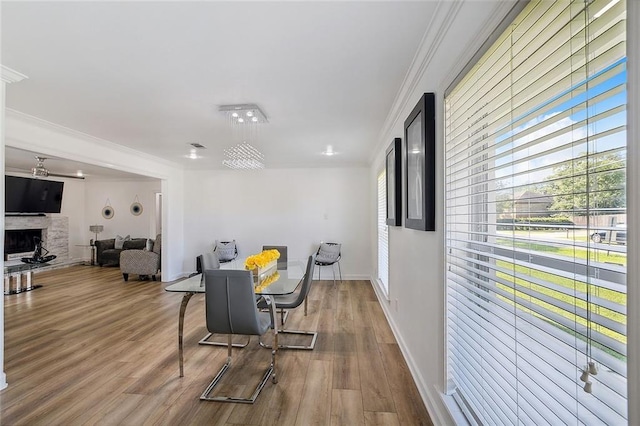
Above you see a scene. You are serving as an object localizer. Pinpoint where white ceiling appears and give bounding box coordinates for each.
[1,1,485,176]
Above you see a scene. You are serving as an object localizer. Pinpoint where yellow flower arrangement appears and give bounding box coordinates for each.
[244,249,280,270]
[255,271,280,292]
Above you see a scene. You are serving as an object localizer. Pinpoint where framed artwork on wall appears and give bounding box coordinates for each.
[404,92,435,231]
[386,138,402,226]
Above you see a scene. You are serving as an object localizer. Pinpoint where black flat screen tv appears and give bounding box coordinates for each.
[5,175,64,214]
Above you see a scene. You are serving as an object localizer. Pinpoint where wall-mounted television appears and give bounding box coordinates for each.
[5,175,64,214]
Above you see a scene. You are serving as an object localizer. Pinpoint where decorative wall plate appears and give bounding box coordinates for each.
[102,206,114,219]
[102,198,114,219]
[130,195,143,216]
[130,202,143,216]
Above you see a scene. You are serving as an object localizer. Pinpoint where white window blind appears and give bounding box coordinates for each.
[378,170,389,297]
[444,0,627,424]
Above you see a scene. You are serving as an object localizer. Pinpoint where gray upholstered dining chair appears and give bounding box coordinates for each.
[258,254,317,350]
[262,245,288,270]
[200,269,278,403]
[196,253,251,348]
[196,252,220,273]
[315,242,342,284]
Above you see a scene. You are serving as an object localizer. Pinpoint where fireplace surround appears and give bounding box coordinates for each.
[4,215,69,261]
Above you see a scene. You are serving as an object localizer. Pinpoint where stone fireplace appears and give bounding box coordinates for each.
[4,215,69,261]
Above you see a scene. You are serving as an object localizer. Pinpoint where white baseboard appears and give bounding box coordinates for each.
[0,372,7,391]
[369,275,454,426]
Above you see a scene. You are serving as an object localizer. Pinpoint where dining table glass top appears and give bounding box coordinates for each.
[164,259,305,295]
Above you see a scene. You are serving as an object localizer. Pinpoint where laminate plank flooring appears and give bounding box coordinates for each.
[0,265,433,425]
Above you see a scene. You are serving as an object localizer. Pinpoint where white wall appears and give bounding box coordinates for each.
[182,168,370,277]
[84,179,161,242]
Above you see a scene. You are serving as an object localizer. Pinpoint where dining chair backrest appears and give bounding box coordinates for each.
[197,252,220,273]
[204,270,270,336]
[289,254,316,308]
[300,254,316,303]
[262,245,288,270]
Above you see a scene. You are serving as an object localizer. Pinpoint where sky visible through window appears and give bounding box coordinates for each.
[493,58,627,190]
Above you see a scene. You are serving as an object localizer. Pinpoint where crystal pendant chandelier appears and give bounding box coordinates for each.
[222,142,265,170]
[219,104,268,170]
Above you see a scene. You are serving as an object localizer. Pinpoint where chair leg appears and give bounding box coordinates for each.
[200,334,274,403]
[122,273,129,282]
[337,261,342,283]
[332,265,336,285]
[272,330,278,384]
[199,333,251,348]
[260,329,317,351]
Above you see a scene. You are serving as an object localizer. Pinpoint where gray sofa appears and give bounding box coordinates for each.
[95,238,147,266]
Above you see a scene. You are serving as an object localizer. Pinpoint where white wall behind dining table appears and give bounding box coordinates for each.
[182,167,371,279]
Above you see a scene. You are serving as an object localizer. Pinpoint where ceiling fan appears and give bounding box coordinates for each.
[30,156,85,180]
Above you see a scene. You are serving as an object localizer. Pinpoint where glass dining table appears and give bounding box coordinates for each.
[165,259,304,377]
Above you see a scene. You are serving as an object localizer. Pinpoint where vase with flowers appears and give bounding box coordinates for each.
[244,249,280,281]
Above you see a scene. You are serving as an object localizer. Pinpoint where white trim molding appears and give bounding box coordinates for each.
[0,65,29,392]
[626,1,639,423]
[1,66,28,84]
[369,0,518,164]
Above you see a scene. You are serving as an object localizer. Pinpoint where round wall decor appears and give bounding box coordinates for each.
[130,202,143,216]
[130,195,143,216]
[102,198,114,219]
[102,206,114,219]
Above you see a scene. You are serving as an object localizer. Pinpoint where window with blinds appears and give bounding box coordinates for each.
[444,0,627,424]
[378,170,389,297]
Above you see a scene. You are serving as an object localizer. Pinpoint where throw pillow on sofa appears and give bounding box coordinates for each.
[115,234,131,250]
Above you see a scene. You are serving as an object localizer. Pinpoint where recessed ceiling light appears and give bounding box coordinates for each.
[232,112,239,118]
[184,148,201,160]
[322,146,337,156]
[246,111,253,117]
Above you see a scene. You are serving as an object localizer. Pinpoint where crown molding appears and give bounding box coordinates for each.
[4,108,183,176]
[370,0,461,164]
[369,0,518,166]
[1,65,28,84]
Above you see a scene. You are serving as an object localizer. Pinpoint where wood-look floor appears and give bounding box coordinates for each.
[1,265,432,425]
